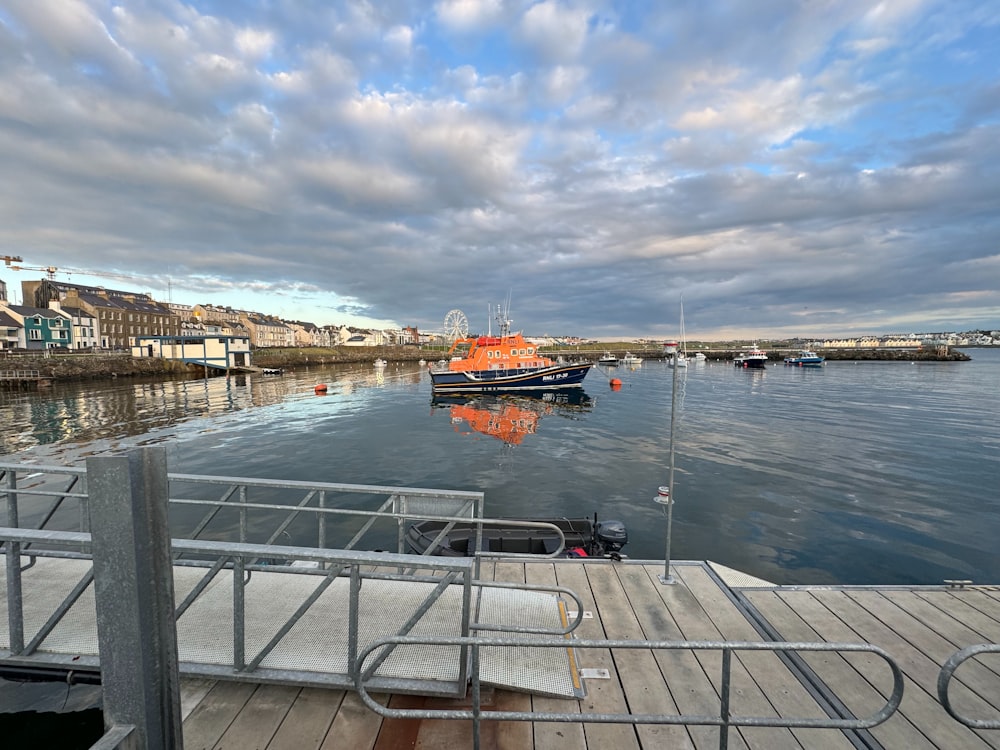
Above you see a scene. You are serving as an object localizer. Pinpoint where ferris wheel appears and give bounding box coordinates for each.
[444,309,469,341]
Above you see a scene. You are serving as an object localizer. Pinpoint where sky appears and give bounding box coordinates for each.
[1,1,999,341]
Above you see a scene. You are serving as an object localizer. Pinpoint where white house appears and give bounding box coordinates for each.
[131,335,252,371]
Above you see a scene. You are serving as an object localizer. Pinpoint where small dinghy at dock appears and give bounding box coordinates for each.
[405,515,627,559]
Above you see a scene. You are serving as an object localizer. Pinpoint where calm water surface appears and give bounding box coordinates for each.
[2,349,998,585]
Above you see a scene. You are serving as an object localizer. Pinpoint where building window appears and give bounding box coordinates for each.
[29,329,42,340]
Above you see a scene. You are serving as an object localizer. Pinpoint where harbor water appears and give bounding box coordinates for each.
[2,349,998,586]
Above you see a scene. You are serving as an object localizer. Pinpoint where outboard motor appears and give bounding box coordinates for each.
[594,519,628,559]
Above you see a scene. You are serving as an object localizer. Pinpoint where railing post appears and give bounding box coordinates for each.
[86,447,183,750]
[3,469,24,654]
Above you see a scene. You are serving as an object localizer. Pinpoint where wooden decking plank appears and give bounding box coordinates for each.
[882,589,1000,647]
[585,563,696,749]
[630,565,751,750]
[555,562,640,749]
[211,683,300,750]
[677,564,851,749]
[180,677,217,721]
[745,588,935,750]
[322,691,388,750]
[664,564,791,750]
[845,590,1000,718]
[491,560,536,750]
[621,566,746,750]
[913,590,1000,642]
[266,687,344,750]
[525,561,586,750]
[810,589,994,750]
[182,680,258,750]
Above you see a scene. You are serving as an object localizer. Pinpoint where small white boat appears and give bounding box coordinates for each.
[374,359,388,368]
[598,352,619,366]
[621,352,643,365]
[693,352,707,362]
[668,300,689,367]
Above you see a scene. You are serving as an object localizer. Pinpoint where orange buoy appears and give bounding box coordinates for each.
[314,384,328,394]
[610,378,622,390]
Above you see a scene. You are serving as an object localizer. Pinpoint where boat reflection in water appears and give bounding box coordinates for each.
[431,390,593,445]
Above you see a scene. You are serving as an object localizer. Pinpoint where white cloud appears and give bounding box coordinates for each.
[519,1,591,63]
[435,0,505,32]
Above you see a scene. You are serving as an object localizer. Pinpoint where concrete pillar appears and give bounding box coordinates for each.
[86,447,183,750]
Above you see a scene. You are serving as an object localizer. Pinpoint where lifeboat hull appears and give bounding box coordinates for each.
[429,362,592,392]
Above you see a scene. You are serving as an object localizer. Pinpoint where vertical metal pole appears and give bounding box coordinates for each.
[4,470,24,654]
[719,647,732,750]
[87,447,183,750]
[660,349,680,584]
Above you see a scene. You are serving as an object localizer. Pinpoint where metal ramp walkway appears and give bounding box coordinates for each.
[1,553,583,699]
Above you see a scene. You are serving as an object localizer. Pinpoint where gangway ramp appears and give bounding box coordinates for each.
[0,546,583,699]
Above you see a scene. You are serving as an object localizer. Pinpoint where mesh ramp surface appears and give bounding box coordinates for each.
[475,586,583,698]
[3,558,580,698]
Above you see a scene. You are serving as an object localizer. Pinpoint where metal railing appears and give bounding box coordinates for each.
[0,369,41,379]
[1,462,588,578]
[357,636,905,750]
[938,643,1000,729]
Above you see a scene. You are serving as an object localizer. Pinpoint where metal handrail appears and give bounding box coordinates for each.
[87,724,135,750]
[938,643,1000,729]
[356,636,904,750]
[0,464,598,581]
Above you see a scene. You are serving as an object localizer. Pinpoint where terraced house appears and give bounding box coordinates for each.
[22,279,179,350]
[0,303,71,349]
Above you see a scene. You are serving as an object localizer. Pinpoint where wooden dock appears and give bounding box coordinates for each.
[177,559,1000,749]
[0,369,50,387]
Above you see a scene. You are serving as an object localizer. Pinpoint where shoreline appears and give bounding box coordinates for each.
[0,345,972,384]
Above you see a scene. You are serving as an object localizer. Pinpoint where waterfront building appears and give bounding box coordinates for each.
[131,334,252,370]
[49,300,99,349]
[22,279,180,350]
[0,309,20,350]
[0,303,72,349]
[240,312,292,348]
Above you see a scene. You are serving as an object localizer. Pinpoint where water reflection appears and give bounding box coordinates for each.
[431,390,594,445]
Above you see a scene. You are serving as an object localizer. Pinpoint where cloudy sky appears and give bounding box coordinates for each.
[1,1,998,340]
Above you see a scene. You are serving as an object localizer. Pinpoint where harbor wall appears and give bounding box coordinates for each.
[0,345,970,384]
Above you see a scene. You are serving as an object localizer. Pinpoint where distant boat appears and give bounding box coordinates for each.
[374,358,388,368]
[693,352,707,362]
[667,301,689,367]
[261,368,284,375]
[598,352,619,366]
[621,352,643,365]
[428,304,592,392]
[734,344,769,369]
[784,350,825,367]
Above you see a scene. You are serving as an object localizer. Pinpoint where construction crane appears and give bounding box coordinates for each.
[3,258,150,286]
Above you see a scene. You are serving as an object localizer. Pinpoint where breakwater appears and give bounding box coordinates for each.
[0,345,971,384]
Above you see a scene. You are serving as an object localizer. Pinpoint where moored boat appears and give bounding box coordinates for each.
[428,306,592,392]
[621,352,643,365]
[784,350,825,367]
[734,344,769,368]
[405,515,628,558]
[598,352,619,366]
